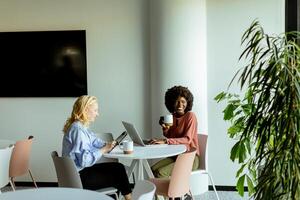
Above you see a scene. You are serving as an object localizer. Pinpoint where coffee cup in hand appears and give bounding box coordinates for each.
[120,140,134,154]
[162,114,173,127]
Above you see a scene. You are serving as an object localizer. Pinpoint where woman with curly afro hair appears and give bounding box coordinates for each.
[150,86,200,178]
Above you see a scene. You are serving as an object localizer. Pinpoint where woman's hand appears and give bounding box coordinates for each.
[161,123,171,132]
[159,116,172,132]
[100,141,116,153]
[149,138,167,144]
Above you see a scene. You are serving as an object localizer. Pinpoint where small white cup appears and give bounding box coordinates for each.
[120,140,134,154]
[163,114,173,126]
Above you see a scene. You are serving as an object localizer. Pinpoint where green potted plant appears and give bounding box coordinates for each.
[215,20,300,199]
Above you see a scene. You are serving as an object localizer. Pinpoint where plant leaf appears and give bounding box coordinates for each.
[223,104,237,120]
[246,175,255,196]
[214,91,226,102]
[236,174,246,196]
[230,142,240,162]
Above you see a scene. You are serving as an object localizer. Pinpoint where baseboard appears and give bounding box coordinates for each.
[13,182,58,187]
[12,182,247,192]
[12,181,135,189]
[209,185,248,192]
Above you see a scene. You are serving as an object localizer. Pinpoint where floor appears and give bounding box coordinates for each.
[2,187,250,200]
[196,191,249,200]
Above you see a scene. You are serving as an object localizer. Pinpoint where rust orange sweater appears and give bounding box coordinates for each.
[164,112,200,156]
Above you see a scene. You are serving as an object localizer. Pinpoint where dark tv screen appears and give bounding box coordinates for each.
[0,30,87,97]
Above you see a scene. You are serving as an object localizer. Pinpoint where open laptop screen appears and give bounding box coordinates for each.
[122,121,146,146]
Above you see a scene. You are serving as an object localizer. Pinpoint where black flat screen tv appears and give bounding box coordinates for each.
[0,30,87,97]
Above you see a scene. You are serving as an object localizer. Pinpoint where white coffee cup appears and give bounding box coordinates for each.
[163,114,173,126]
[120,140,134,154]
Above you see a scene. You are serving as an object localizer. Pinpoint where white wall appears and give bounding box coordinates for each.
[150,0,208,194]
[0,0,150,182]
[150,0,207,137]
[0,0,286,187]
[207,0,285,185]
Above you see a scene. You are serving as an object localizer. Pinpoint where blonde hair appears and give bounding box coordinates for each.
[63,95,98,134]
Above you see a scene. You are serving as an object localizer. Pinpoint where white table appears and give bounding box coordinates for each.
[104,144,186,180]
[0,188,113,200]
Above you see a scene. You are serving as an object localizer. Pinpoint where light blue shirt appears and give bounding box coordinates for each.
[62,121,106,171]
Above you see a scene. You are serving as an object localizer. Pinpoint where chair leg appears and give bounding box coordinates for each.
[132,172,136,185]
[28,169,38,188]
[114,192,119,200]
[207,172,220,200]
[10,178,16,191]
[189,190,194,200]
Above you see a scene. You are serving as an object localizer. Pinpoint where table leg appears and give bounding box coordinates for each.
[127,159,145,181]
[137,160,144,180]
[142,159,165,200]
[142,159,154,178]
[127,160,138,180]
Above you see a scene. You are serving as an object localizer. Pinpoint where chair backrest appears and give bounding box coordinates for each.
[132,180,156,200]
[51,151,83,188]
[0,145,14,189]
[198,134,208,170]
[9,136,34,177]
[168,148,196,198]
[94,133,118,163]
[95,133,114,142]
[0,140,15,149]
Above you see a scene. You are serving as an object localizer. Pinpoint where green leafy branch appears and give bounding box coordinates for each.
[215,20,300,200]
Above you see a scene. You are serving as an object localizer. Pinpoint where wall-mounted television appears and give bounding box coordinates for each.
[0,30,87,97]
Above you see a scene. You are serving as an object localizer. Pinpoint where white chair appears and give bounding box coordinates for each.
[0,140,15,149]
[95,133,119,163]
[190,134,220,200]
[132,180,156,200]
[51,151,119,200]
[0,145,14,193]
[95,132,115,142]
[0,188,114,200]
[95,132,136,184]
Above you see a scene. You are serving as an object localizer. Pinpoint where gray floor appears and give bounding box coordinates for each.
[196,191,249,200]
[2,187,249,200]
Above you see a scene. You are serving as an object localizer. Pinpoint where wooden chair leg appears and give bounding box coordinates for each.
[189,190,194,200]
[114,191,119,200]
[10,177,16,191]
[28,169,38,188]
[207,172,220,200]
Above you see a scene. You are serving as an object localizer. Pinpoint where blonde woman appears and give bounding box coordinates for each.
[62,95,132,200]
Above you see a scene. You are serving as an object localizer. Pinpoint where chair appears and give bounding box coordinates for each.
[132,180,156,200]
[94,133,118,163]
[190,134,220,200]
[9,135,37,191]
[0,145,14,193]
[95,132,115,142]
[51,151,119,200]
[149,149,196,200]
[95,132,136,184]
[0,140,15,149]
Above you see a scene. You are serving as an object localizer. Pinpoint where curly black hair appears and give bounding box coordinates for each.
[164,85,194,113]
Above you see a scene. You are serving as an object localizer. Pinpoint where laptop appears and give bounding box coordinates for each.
[122,121,150,146]
[122,121,168,147]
